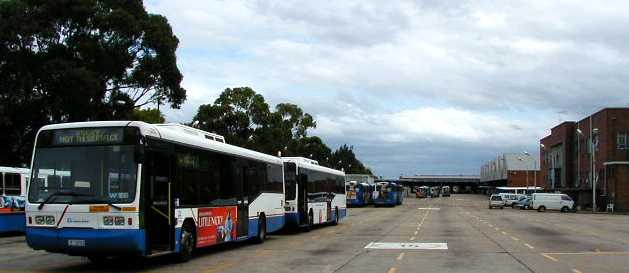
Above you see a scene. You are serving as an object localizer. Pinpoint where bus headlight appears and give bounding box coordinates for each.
[103,216,114,226]
[45,216,55,225]
[35,216,45,225]
[114,216,125,226]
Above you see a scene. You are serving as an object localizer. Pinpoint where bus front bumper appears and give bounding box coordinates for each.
[26,227,146,256]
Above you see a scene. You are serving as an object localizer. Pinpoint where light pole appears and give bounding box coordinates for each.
[525,151,538,193]
[592,127,599,212]
[518,157,529,190]
[576,128,583,189]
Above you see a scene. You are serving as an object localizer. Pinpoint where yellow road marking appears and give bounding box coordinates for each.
[524,243,535,249]
[541,253,559,262]
[495,227,500,231]
[511,236,520,241]
[414,231,418,235]
[203,259,235,273]
[410,236,416,241]
[544,251,629,256]
[396,252,405,261]
[488,224,494,227]
[572,269,584,273]
[387,267,398,273]
[501,231,507,235]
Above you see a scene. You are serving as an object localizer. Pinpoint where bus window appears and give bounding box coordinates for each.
[3,173,21,195]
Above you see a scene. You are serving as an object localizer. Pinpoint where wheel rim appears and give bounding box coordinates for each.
[182,229,193,253]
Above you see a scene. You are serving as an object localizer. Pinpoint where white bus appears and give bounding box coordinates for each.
[1,167,29,233]
[495,186,543,195]
[282,157,346,229]
[25,121,284,262]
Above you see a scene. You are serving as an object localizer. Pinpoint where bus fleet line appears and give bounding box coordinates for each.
[10,121,351,263]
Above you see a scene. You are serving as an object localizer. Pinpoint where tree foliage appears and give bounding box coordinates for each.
[0,0,185,165]
[132,108,165,124]
[192,87,372,174]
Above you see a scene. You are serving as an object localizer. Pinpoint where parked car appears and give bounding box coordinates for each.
[513,196,532,210]
[531,193,575,212]
[489,194,505,209]
[499,193,525,207]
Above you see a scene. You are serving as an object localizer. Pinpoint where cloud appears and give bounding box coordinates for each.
[146,0,629,177]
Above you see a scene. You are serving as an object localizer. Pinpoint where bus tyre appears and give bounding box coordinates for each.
[305,210,314,232]
[176,223,195,263]
[332,207,339,225]
[538,206,546,212]
[87,255,108,264]
[254,215,266,244]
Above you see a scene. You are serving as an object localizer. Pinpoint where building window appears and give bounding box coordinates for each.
[617,132,627,150]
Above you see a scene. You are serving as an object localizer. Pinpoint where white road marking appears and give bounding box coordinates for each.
[365,242,448,250]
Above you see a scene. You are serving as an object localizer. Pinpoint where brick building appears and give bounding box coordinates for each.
[480,153,540,189]
[540,108,629,211]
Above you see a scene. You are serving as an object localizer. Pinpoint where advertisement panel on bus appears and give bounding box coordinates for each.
[196,206,237,247]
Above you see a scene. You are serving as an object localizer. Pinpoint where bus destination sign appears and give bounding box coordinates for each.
[53,128,124,146]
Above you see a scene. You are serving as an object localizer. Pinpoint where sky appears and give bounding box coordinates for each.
[145,0,629,178]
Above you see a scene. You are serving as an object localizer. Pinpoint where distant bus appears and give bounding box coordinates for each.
[442,186,451,197]
[373,181,398,207]
[1,167,29,233]
[345,181,373,207]
[282,157,346,230]
[495,187,542,195]
[26,121,284,262]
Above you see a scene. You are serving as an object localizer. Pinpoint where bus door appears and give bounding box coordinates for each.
[145,150,174,254]
[297,171,308,225]
[236,161,248,238]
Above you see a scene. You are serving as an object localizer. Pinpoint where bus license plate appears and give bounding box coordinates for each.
[68,239,85,247]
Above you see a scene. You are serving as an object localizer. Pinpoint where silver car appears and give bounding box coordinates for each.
[488,194,505,209]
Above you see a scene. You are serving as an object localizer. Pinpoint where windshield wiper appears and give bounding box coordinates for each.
[37,191,95,210]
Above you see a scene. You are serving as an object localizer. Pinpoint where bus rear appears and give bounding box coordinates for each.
[26,124,145,259]
[1,167,29,233]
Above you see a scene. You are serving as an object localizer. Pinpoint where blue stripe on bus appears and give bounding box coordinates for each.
[0,212,25,233]
[247,214,284,238]
[25,227,146,256]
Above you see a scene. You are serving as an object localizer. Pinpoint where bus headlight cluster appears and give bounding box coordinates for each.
[103,216,125,226]
[35,215,55,225]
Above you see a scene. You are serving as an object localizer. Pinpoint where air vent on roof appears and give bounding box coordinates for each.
[283,157,319,165]
[155,123,226,143]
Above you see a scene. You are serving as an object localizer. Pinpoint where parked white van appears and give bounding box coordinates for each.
[531,193,574,212]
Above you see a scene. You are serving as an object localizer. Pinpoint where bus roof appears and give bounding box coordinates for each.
[281,157,345,176]
[496,187,543,190]
[37,121,283,165]
[0,166,30,174]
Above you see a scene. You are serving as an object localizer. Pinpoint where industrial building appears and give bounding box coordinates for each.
[540,108,629,211]
[480,153,540,188]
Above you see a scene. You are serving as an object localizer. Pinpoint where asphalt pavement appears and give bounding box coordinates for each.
[1,194,628,273]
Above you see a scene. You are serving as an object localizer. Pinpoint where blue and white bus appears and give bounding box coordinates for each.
[345,181,373,207]
[282,157,346,230]
[25,121,284,262]
[1,167,29,233]
[373,181,398,207]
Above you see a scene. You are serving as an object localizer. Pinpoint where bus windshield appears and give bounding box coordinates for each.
[28,145,138,204]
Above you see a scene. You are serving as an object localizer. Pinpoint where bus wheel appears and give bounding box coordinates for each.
[176,222,196,262]
[305,210,314,232]
[87,255,109,264]
[538,206,546,212]
[254,215,266,244]
[332,207,339,225]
